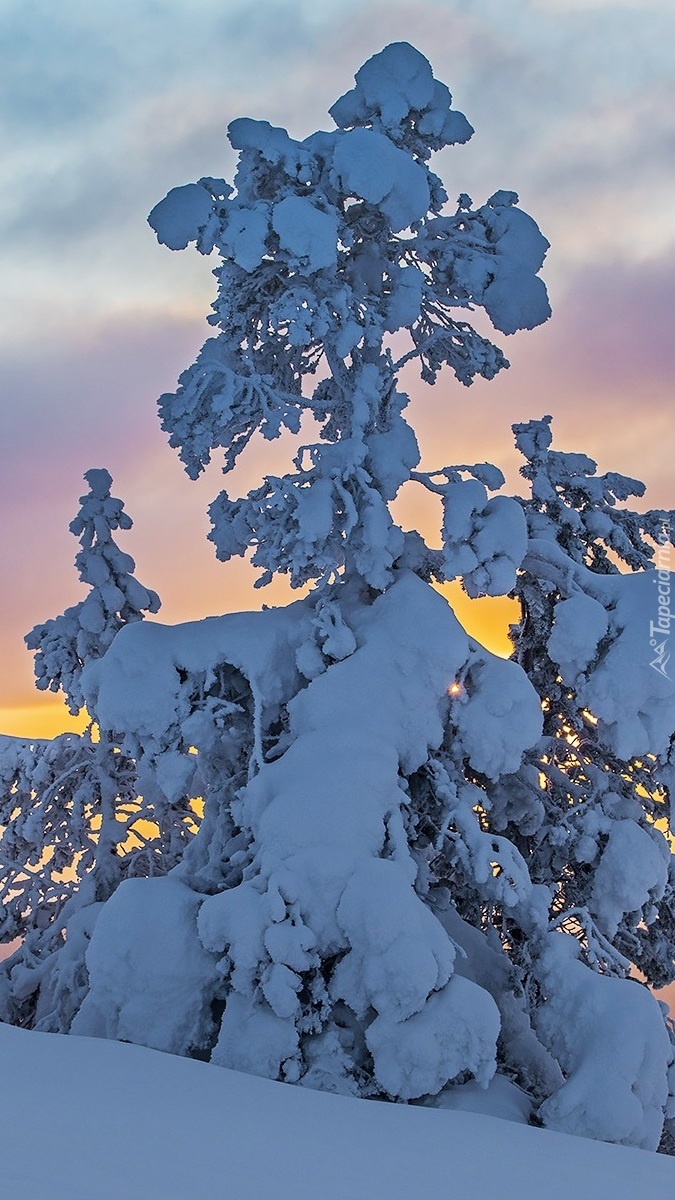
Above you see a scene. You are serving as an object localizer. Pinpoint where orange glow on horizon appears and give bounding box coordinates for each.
[0,701,89,742]
[437,581,518,659]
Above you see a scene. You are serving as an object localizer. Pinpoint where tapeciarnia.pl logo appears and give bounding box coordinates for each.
[650,523,672,679]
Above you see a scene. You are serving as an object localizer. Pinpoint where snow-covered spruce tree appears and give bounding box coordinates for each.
[408,415,675,1146]
[0,471,198,1028]
[508,419,675,1148]
[25,467,161,715]
[509,417,675,990]
[5,43,674,1149]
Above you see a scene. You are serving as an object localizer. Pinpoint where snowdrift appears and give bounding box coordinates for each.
[2,1022,673,1200]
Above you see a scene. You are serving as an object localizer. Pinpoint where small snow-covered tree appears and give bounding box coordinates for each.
[25,468,161,715]
[0,730,140,1029]
[0,473,196,1028]
[2,43,673,1151]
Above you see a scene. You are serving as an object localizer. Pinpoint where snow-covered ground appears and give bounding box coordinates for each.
[3,1022,673,1200]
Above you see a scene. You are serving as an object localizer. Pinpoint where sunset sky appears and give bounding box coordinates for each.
[1,0,674,737]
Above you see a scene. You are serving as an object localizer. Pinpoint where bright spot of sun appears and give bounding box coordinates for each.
[448,682,462,696]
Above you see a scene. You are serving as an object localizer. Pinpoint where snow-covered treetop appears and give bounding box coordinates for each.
[26,469,161,715]
[514,416,672,574]
[149,42,550,592]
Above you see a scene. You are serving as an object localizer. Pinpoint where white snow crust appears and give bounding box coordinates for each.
[71,876,216,1055]
[272,195,338,272]
[83,601,306,777]
[442,481,528,598]
[589,819,669,938]
[536,933,672,1149]
[331,127,430,232]
[148,182,216,250]
[2,1023,674,1200]
[452,655,543,779]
